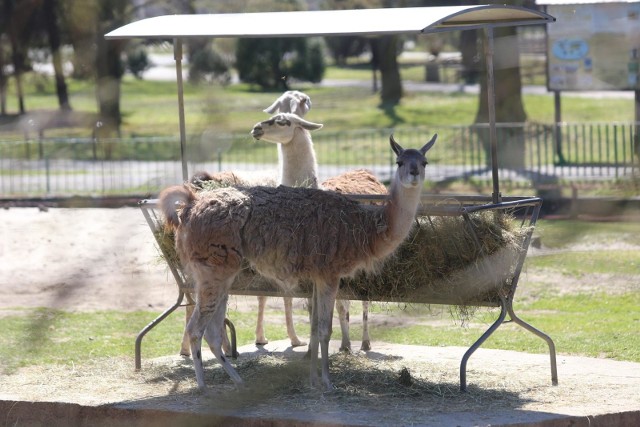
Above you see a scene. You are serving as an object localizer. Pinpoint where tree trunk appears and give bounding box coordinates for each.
[43,0,71,111]
[95,34,124,137]
[460,29,480,85]
[425,60,440,83]
[0,41,7,115]
[376,35,402,107]
[474,26,527,171]
[94,1,128,137]
[10,46,26,114]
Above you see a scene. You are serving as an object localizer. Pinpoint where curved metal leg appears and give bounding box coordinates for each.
[507,304,558,386]
[460,295,508,392]
[135,290,185,370]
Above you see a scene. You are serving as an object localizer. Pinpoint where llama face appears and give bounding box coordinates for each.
[250,113,323,146]
[391,134,437,188]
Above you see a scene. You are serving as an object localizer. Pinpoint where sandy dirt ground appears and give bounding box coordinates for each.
[0,207,181,314]
[1,207,639,426]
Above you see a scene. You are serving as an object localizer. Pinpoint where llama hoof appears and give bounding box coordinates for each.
[255,340,268,346]
[338,346,352,354]
[360,341,371,352]
[290,339,307,348]
[225,350,240,359]
[180,351,191,358]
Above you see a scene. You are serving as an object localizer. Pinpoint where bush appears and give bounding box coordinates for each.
[126,46,151,79]
[188,47,231,85]
[235,37,326,90]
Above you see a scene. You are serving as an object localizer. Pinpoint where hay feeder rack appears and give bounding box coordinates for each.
[107,5,558,392]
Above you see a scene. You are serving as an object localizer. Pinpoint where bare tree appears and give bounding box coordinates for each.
[3,0,38,114]
[41,0,71,110]
[371,35,403,107]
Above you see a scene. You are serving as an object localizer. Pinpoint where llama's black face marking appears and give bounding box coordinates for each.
[275,117,292,127]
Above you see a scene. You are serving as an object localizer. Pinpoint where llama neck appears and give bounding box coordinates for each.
[377,174,422,257]
[278,128,319,189]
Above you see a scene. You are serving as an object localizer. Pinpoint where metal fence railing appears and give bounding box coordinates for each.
[1,122,638,198]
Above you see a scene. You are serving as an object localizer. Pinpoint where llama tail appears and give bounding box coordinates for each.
[158,185,195,229]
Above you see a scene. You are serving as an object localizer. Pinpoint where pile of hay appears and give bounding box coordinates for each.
[340,212,529,305]
[152,200,529,307]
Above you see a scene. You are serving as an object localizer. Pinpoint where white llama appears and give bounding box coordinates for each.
[182,91,315,355]
[159,134,436,390]
[181,112,323,355]
[251,113,387,352]
[254,90,313,349]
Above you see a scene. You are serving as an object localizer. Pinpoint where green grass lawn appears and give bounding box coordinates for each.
[15,66,639,139]
[1,290,638,374]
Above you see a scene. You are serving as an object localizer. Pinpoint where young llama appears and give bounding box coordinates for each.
[250,113,387,353]
[159,134,436,390]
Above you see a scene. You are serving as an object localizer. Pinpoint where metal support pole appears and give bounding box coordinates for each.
[554,91,566,165]
[484,27,501,204]
[135,290,185,370]
[634,90,640,162]
[460,294,508,392]
[174,38,188,182]
[507,303,558,386]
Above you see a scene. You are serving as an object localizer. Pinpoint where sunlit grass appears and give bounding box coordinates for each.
[534,219,640,249]
[2,289,638,374]
[527,250,640,275]
[14,65,637,139]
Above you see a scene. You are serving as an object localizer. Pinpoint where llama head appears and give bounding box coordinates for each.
[390,134,437,188]
[263,90,312,117]
[250,113,323,146]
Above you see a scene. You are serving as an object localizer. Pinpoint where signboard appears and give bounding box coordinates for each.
[546,2,640,91]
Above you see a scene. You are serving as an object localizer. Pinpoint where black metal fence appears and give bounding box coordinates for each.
[1,122,638,198]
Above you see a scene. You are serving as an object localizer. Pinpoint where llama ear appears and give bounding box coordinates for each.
[420,134,437,154]
[263,99,281,114]
[302,97,311,111]
[298,117,323,131]
[390,134,404,156]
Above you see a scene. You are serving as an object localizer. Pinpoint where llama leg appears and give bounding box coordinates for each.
[302,296,314,359]
[180,303,194,357]
[189,271,240,389]
[335,299,351,353]
[255,296,268,345]
[221,317,233,357]
[187,304,213,390]
[314,282,339,391]
[360,301,371,351]
[284,297,306,347]
[308,287,320,386]
[204,292,243,387]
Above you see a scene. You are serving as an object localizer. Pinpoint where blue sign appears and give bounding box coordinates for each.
[552,39,589,60]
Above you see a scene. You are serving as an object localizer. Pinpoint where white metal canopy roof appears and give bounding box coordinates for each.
[105,5,554,40]
[105,5,556,203]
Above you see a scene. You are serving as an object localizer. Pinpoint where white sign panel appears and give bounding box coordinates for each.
[546,2,640,91]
